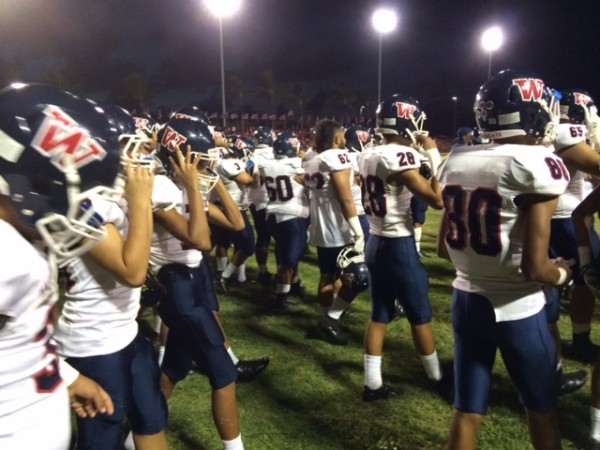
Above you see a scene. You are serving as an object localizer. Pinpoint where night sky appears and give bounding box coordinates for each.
[0,0,599,135]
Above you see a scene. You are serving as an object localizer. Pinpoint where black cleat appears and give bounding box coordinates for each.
[558,369,587,395]
[271,294,290,311]
[289,279,305,298]
[317,315,348,345]
[257,272,274,286]
[393,298,406,321]
[362,384,403,402]
[236,357,270,382]
[562,339,600,364]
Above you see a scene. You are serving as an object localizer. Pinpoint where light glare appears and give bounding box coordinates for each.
[372,8,398,34]
[204,0,241,18]
[481,26,504,52]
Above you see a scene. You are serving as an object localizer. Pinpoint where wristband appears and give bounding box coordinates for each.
[58,356,80,386]
[555,267,568,286]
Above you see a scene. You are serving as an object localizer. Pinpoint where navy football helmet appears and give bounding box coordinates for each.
[172,106,211,126]
[473,69,559,142]
[376,94,427,143]
[157,118,220,194]
[0,83,122,258]
[273,132,300,158]
[229,136,254,161]
[345,126,371,152]
[336,246,369,294]
[133,113,160,137]
[560,89,597,124]
[100,104,152,164]
[254,126,276,147]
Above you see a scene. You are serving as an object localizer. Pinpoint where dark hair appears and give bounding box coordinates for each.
[314,119,343,153]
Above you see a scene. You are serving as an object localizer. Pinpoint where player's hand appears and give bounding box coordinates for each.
[170,145,201,193]
[68,374,115,418]
[123,160,155,207]
[552,257,573,287]
[353,234,365,253]
[414,134,436,150]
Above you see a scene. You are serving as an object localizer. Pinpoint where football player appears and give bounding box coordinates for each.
[0,83,127,449]
[247,126,276,285]
[258,132,309,309]
[438,69,570,450]
[53,104,169,450]
[357,95,445,401]
[303,120,365,345]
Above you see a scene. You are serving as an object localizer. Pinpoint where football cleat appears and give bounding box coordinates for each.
[317,315,349,346]
[362,384,403,402]
[236,357,270,382]
[289,279,305,298]
[558,369,587,396]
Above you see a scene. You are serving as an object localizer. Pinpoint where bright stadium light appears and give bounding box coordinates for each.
[372,8,398,106]
[481,26,504,80]
[204,0,242,127]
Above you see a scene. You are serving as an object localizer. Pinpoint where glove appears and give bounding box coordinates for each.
[584,106,600,151]
[424,148,441,177]
[348,216,365,253]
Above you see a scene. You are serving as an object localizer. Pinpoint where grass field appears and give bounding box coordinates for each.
[139,208,594,450]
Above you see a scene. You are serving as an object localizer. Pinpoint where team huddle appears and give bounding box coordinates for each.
[1,67,600,450]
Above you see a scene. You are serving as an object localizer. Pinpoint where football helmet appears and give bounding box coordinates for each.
[100,104,152,165]
[473,69,559,142]
[133,113,160,137]
[560,89,597,124]
[273,131,300,158]
[229,136,255,161]
[157,118,220,194]
[254,126,276,147]
[172,106,211,126]
[0,83,122,258]
[376,94,427,144]
[345,125,371,152]
[336,246,369,294]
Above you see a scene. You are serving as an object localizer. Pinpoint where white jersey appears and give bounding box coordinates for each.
[348,151,365,215]
[0,220,64,416]
[438,143,569,322]
[248,146,274,210]
[303,148,354,247]
[150,174,205,270]
[357,143,421,238]
[55,194,139,358]
[553,123,587,218]
[259,157,308,222]
[215,157,249,209]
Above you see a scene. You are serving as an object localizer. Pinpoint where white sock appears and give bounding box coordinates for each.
[227,346,239,365]
[123,431,135,450]
[223,434,244,450]
[414,227,422,252]
[153,315,162,334]
[591,407,600,442]
[217,257,228,272]
[157,346,165,367]
[276,284,291,294]
[364,354,383,390]
[222,262,237,279]
[236,263,246,283]
[259,264,268,275]
[327,296,350,320]
[420,350,442,381]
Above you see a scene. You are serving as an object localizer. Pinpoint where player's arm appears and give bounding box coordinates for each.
[391,170,443,210]
[572,184,600,265]
[233,170,255,186]
[208,178,245,232]
[557,142,600,176]
[331,167,364,251]
[88,163,154,287]
[517,193,572,286]
[153,147,212,251]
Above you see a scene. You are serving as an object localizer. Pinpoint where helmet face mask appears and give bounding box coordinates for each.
[336,246,369,294]
[0,83,122,259]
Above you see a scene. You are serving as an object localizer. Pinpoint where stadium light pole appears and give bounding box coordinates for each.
[451,96,458,135]
[372,8,398,107]
[481,26,504,80]
[204,0,241,128]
